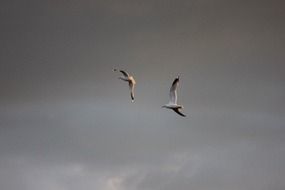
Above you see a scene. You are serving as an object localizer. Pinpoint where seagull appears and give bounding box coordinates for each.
[162,76,186,117]
[113,69,136,102]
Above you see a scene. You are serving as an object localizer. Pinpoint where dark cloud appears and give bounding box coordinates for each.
[1,0,285,189]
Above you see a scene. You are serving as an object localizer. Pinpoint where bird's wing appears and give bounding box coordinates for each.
[113,69,129,77]
[119,70,129,77]
[129,81,135,102]
[169,76,179,104]
[173,108,186,117]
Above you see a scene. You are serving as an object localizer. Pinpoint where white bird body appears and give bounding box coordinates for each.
[114,69,136,102]
[163,103,183,109]
[162,76,186,117]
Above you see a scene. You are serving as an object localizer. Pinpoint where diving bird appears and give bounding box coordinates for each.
[113,69,136,102]
[162,76,186,117]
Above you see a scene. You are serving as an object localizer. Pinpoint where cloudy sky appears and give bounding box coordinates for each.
[1,0,285,189]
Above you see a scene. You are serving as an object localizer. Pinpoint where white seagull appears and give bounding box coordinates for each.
[113,69,136,102]
[162,76,186,117]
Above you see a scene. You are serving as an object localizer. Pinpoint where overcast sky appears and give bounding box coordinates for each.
[1,0,285,190]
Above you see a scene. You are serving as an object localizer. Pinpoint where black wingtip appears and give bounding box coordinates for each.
[173,108,186,117]
[172,76,179,86]
[131,93,135,102]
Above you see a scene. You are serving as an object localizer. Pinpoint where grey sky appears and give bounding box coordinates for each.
[1,0,285,190]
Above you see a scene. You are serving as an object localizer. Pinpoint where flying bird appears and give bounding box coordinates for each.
[162,76,186,117]
[113,69,136,102]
